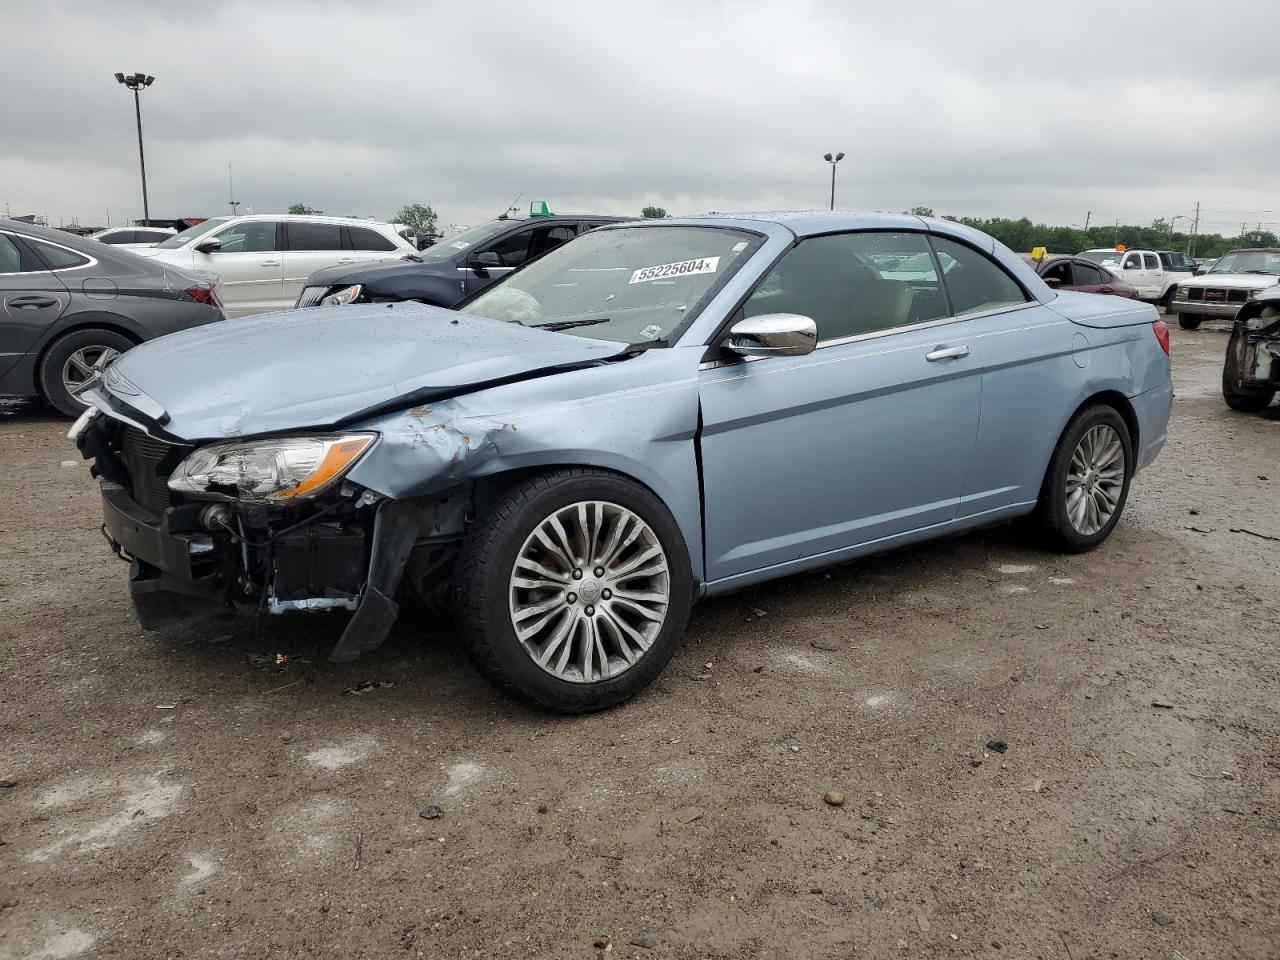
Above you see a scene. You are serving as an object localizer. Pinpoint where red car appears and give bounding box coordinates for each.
[1020,254,1138,299]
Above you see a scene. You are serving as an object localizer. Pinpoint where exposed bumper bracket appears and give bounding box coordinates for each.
[329,500,434,663]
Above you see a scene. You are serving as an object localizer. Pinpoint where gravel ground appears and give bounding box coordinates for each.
[1,322,1277,960]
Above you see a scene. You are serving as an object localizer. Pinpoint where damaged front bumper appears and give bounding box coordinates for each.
[80,413,464,662]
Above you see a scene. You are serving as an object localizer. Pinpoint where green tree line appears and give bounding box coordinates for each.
[907,208,1276,259]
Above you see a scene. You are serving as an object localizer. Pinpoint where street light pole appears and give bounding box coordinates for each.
[115,72,155,223]
[823,152,845,210]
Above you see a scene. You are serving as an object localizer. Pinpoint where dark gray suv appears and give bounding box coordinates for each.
[0,219,226,415]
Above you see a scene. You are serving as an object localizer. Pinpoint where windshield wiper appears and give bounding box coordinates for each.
[530,318,611,332]
[1243,269,1276,275]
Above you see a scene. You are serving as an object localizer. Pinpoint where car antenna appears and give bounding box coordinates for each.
[496,193,522,221]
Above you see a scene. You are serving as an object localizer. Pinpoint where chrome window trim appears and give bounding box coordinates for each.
[0,229,99,275]
[812,300,1036,351]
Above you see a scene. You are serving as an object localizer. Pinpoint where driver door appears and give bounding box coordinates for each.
[198,220,284,317]
[698,231,984,584]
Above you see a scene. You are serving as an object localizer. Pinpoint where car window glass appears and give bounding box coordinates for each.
[286,221,342,251]
[530,225,577,259]
[30,240,91,269]
[744,232,949,341]
[1072,261,1107,285]
[134,230,171,243]
[929,237,1028,316]
[346,226,397,252]
[100,231,133,244]
[213,221,279,253]
[1143,253,1159,270]
[1042,261,1072,285]
[485,228,536,267]
[0,235,25,272]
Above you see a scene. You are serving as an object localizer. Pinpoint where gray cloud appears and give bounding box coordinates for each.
[4,0,1278,233]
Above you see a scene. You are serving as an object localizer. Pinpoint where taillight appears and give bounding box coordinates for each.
[1152,319,1170,355]
[184,284,220,307]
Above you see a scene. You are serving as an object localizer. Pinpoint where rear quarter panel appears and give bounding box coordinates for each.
[958,294,1169,516]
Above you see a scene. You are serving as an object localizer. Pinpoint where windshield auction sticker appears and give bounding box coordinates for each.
[629,256,720,284]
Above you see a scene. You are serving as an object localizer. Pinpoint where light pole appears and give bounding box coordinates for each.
[114,72,155,223]
[823,152,845,210]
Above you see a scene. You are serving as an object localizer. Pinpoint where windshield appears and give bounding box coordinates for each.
[1080,249,1124,267]
[155,218,228,249]
[1209,250,1280,276]
[413,220,511,261]
[464,225,762,345]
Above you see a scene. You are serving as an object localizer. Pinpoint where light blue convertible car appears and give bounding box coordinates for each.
[75,212,1172,712]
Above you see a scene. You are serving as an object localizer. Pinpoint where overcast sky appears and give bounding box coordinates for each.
[4,0,1278,235]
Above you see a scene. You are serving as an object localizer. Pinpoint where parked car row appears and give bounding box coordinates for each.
[1078,247,1198,308]
[135,214,416,316]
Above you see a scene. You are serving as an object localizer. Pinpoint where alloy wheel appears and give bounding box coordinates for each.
[508,500,670,683]
[1065,423,1125,536]
[61,345,120,398]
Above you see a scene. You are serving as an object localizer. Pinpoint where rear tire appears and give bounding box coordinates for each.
[39,328,135,417]
[1033,404,1133,553]
[1177,315,1202,330]
[1222,330,1276,412]
[453,468,693,713]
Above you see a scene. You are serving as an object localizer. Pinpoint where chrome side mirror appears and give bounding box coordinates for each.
[726,313,817,358]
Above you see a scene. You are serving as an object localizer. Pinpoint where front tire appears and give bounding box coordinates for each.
[39,328,134,417]
[1178,315,1203,330]
[1163,288,1178,314]
[1033,404,1133,553]
[453,468,693,713]
[1222,330,1276,412]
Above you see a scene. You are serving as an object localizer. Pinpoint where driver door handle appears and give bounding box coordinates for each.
[259,259,280,267]
[925,345,970,362]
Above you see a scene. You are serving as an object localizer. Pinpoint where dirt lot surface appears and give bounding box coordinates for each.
[1,323,1278,960]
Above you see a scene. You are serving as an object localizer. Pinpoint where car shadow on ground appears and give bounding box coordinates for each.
[0,398,64,423]
[142,518,1049,714]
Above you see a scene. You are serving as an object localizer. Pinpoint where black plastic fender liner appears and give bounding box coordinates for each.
[328,499,434,663]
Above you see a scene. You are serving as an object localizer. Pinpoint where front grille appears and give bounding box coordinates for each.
[1189,287,1249,304]
[295,285,328,308]
[121,427,177,513]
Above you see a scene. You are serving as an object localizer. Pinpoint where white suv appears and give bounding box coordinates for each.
[138,215,415,316]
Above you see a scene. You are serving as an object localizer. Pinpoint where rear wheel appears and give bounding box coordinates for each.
[1178,315,1202,330]
[453,468,693,713]
[1222,330,1276,412]
[39,328,134,417]
[1033,404,1132,553]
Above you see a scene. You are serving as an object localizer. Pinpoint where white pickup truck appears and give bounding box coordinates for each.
[1079,248,1196,310]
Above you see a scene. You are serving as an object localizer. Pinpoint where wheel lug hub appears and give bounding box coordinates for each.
[566,593,577,604]
[585,605,595,616]
[572,569,583,580]
[593,567,604,577]
[601,588,612,600]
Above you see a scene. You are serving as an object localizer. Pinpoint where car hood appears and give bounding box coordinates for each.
[1187,273,1280,289]
[305,256,448,288]
[88,302,625,441]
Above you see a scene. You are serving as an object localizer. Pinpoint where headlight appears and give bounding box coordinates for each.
[168,434,376,502]
[320,284,363,306]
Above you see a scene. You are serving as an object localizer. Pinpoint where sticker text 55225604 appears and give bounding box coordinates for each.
[629,257,720,285]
